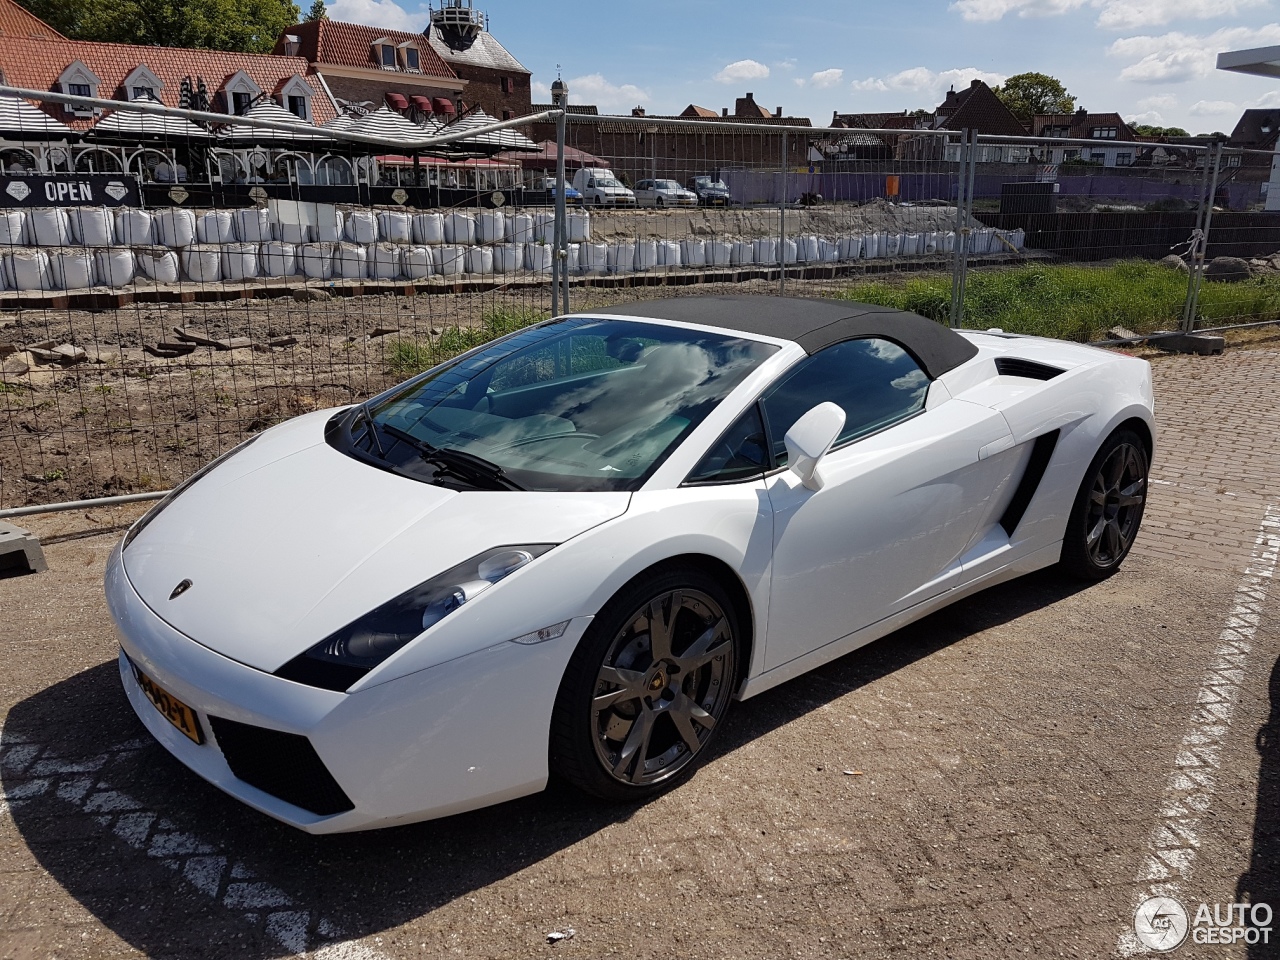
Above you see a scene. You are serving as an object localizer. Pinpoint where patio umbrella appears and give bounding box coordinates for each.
[442,108,538,152]
[216,97,333,147]
[0,95,76,140]
[88,93,211,144]
[497,140,610,170]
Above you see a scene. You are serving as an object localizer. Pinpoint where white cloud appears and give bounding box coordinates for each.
[808,68,845,89]
[1125,109,1169,125]
[531,74,650,113]
[326,0,426,31]
[1096,0,1269,30]
[1137,94,1179,111]
[1190,98,1239,114]
[851,66,1007,100]
[714,59,770,84]
[1110,24,1280,82]
[1254,90,1280,107]
[950,0,1086,21]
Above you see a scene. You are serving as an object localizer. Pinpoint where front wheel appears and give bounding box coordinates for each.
[550,566,741,801]
[1060,428,1149,579]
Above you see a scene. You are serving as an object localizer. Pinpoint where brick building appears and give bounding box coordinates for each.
[426,0,531,122]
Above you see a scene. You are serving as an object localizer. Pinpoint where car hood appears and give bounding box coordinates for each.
[122,411,630,673]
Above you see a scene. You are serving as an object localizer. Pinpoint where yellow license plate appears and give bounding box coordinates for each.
[131,659,204,744]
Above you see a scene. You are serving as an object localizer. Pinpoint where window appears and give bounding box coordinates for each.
[686,405,769,484]
[69,83,91,97]
[232,91,252,115]
[501,76,512,94]
[1228,155,1242,167]
[132,85,154,100]
[288,95,308,120]
[381,45,397,68]
[1116,152,1132,166]
[759,338,929,466]
[502,109,514,121]
[403,47,420,71]
[1091,126,1118,139]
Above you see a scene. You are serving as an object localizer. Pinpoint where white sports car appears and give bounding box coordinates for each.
[106,296,1154,833]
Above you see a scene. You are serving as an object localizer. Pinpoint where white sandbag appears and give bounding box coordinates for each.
[477,210,506,245]
[50,248,95,290]
[259,241,297,278]
[999,228,1025,252]
[884,234,903,258]
[838,235,863,260]
[275,220,309,244]
[940,232,956,254]
[315,209,344,242]
[606,242,634,274]
[5,249,49,290]
[731,241,754,266]
[533,211,555,244]
[369,242,402,280]
[862,234,881,259]
[28,208,71,247]
[578,242,608,273]
[154,209,196,248]
[526,243,553,274]
[68,207,114,246]
[508,213,535,243]
[818,239,840,262]
[443,212,475,245]
[135,246,180,283]
[753,238,778,265]
[493,242,524,274]
[796,235,821,263]
[635,240,659,271]
[0,209,25,246]
[658,240,681,267]
[565,243,580,273]
[333,241,367,279]
[566,211,591,242]
[402,245,433,279]
[781,239,799,265]
[465,245,494,275]
[195,209,235,244]
[181,245,221,282]
[968,229,994,255]
[435,244,465,277]
[901,233,922,257]
[116,209,152,246]
[300,242,334,280]
[412,212,445,245]
[923,232,940,255]
[94,248,135,287]
[680,239,706,268]
[377,210,412,244]
[344,210,377,244]
[232,208,272,243]
[220,242,258,281]
[707,240,732,267]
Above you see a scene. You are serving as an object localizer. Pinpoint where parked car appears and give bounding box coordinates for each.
[530,176,582,205]
[634,179,698,208]
[109,295,1153,833]
[687,176,732,206]
[571,167,636,206]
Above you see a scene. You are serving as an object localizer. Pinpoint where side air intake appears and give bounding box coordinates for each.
[995,357,1065,381]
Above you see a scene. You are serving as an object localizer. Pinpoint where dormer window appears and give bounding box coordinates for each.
[222,70,264,116]
[274,75,314,121]
[232,91,253,114]
[57,60,101,116]
[123,65,163,104]
[403,46,420,71]
[381,45,396,67]
[283,34,300,57]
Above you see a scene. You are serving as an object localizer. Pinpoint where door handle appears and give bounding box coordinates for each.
[978,434,1016,460]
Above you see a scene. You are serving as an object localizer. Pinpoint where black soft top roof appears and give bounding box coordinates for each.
[585,296,978,379]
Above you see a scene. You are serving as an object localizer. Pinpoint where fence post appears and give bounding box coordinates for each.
[949,129,972,328]
[1182,140,1223,333]
[779,130,788,294]
[551,79,569,317]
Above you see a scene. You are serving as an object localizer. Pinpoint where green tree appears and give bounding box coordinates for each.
[19,0,300,53]
[303,0,325,21]
[1131,123,1190,137]
[992,72,1075,124]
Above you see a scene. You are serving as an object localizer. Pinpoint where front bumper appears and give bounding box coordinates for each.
[106,544,590,833]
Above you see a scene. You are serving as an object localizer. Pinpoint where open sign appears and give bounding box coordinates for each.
[0,174,141,208]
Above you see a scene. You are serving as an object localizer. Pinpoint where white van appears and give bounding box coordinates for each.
[572,167,636,207]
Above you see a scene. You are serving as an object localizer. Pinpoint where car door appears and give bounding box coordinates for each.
[634,180,653,205]
[760,338,1016,671]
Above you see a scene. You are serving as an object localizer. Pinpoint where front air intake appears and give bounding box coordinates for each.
[208,716,354,816]
[995,357,1065,381]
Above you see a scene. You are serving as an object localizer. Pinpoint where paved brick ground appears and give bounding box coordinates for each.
[0,345,1277,960]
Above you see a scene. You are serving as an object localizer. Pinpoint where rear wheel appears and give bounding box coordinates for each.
[550,566,740,801]
[1060,428,1149,579]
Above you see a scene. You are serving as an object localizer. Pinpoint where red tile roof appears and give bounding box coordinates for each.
[278,19,456,79]
[935,80,1027,137]
[1032,111,1135,141]
[681,104,718,118]
[0,34,335,129]
[0,0,61,41]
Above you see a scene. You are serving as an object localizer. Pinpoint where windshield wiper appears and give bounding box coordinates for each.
[350,403,386,458]
[380,423,527,491]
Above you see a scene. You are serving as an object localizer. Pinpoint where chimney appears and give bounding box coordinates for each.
[745,91,753,99]
[970,78,981,88]
[632,106,645,117]
[775,106,782,118]
[722,107,728,117]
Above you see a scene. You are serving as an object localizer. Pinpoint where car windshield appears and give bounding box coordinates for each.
[656,180,679,190]
[342,318,778,492]
[595,177,623,188]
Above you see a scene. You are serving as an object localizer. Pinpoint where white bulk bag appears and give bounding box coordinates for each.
[901,233,922,257]
[635,240,659,271]
[369,242,402,280]
[28,208,71,247]
[939,232,956,254]
[435,244,465,277]
[344,210,377,244]
[94,248,135,287]
[1000,228,1025,252]
[181,245,222,282]
[315,209,344,242]
[862,233,881,259]
[135,246,180,283]
[924,233,940,255]
[565,243,580,273]
[68,207,114,246]
[402,245,433,279]
[154,209,197,248]
[300,242,335,280]
[657,240,681,267]
[377,210,412,244]
[566,211,591,242]
[680,239,706,268]
[753,238,778,265]
[526,242,553,273]
[220,242,258,281]
[5,250,49,290]
[0,209,25,246]
[968,229,993,255]
[259,241,297,278]
[50,249,95,290]
[707,240,733,266]
[195,209,235,244]
[731,241,754,266]
[533,211,555,243]
[443,212,476,245]
[333,242,367,279]
[781,239,799,265]
[508,213,535,243]
[606,242,634,274]
[275,220,309,244]
[838,235,863,260]
[817,239,839,262]
[412,212,445,245]
[884,234,903,257]
[477,210,506,245]
[494,243,524,274]
[233,208,273,243]
[116,209,152,246]
[578,242,608,273]
[797,235,820,263]
[465,245,494,275]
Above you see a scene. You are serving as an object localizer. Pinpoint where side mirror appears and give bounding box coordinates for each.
[784,402,845,491]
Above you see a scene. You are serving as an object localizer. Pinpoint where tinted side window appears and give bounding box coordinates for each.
[760,338,929,465]
[686,404,769,484]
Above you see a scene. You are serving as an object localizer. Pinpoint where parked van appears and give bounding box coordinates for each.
[571,167,636,207]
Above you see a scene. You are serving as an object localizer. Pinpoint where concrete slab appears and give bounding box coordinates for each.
[0,521,46,575]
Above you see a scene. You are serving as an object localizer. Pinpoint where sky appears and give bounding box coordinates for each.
[324,0,1280,135]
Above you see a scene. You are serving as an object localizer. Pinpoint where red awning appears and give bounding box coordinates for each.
[432,97,455,115]
[385,93,408,109]
[411,95,432,111]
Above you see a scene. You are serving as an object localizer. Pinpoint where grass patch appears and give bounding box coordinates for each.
[837,260,1280,342]
[387,306,549,378]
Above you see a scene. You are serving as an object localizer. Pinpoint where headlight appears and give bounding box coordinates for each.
[122,434,261,552]
[274,544,556,692]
